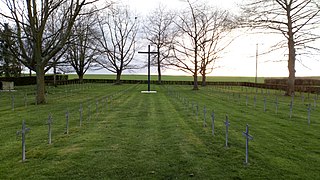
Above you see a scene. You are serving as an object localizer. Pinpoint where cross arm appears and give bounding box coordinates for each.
[242,132,254,140]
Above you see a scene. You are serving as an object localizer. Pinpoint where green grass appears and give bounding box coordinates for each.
[0,83,319,179]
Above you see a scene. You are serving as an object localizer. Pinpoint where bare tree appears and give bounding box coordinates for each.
[171,0,221,90]
[96,5,139,84]
[0,0,99,104]
[198,10,235,86]
[241,0,320,96]
[143,4,176,84]
[65,10,100,83]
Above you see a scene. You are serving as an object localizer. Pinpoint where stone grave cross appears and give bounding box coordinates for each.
[242,124,253,164]
[138,45,159,93]
[16,120,30,162]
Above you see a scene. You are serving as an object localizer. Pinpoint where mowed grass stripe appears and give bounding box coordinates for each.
[166,85,320,179]
[1,84,319,179]
[42,85,229,179]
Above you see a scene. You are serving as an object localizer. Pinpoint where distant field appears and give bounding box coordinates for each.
[68,74,267,83]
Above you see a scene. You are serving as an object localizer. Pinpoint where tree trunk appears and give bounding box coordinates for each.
[286,11,295,96]
[53,65,57,87]
[157,46,161,84]
[36,66,46,104]
[78,73,84,84]
[115,71,121,85]
[202,73,206,86]
[157,58,161,85]
[287,42,295,96]
[193,73,199,90]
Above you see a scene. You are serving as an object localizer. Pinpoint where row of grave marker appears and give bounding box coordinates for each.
[166,87,254,165]
[14,83,140,162]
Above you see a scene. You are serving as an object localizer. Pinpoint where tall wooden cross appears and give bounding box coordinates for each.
[138,45,159,93]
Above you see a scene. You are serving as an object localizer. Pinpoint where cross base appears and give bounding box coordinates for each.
[141,91,157,94]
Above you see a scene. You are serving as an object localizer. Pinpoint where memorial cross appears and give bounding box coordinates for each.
[242,124,253,164]
[138,45,159,93]
[79,104,83,127]
[47,114,53,144]
[308,103,311,125]
[211,111,215,136]
[96,99,99,113]
[16,120,30,162]
[263,96,266,112]
[225,115,230,147]
[65,110,69,134]
[289,99,293,119]
[11,95,14,111]
[106,97,108,111]
[275,96,278,114]
[196,103,199,120]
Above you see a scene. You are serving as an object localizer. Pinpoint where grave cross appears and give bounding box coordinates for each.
[11,95,15,111]
[48,114,53,144]
[65,110,69,134]
[242,124,253,164]
[275,96,278,114]
[79,104,83,127]
[211,111,215,136]
[16,120,30,162]
[263,96,266,112]
[225,115,230,147]
[138,45,159,92]
[308,103,311,125]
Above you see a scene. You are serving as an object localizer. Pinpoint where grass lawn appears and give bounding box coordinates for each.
[0,83,319,179]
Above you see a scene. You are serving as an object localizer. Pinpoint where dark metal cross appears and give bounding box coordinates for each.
[16,120,30,162]
[138,45,159,92]
[242,124,253,164]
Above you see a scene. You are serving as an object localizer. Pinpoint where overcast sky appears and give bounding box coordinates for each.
[113,0,320,77]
